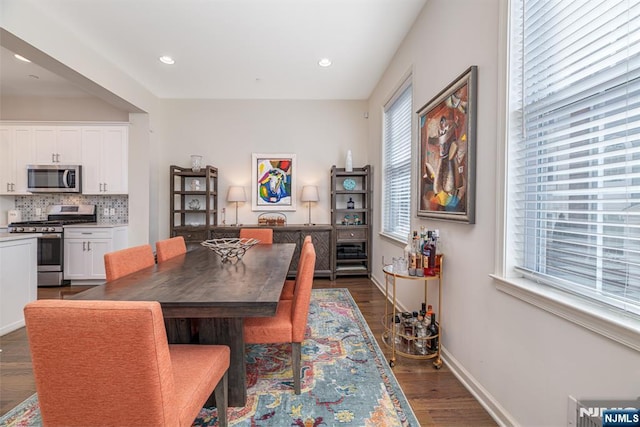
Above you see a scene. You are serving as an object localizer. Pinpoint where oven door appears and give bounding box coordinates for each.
[38,233,64,286]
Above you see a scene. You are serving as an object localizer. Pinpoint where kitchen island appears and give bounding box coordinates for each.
[0,233,39,335]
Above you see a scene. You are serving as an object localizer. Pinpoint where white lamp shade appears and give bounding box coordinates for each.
[227,186,246,202]
[301,185,319,202]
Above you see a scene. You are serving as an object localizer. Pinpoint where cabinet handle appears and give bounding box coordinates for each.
[52,153,56,163]
[56,153,60,163]
[6,183,9,192]
[82,242,86,251]
[350,232,355,237]
[87,241,91,251]
[99,183,103,192]
[11,183,15,192]
[103,183,108,192]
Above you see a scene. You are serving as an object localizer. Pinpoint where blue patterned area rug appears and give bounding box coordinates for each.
[1,288,419,426]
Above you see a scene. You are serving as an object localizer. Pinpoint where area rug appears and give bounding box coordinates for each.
[0,288,418,426]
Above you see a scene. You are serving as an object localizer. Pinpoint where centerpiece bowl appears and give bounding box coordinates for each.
[201,238,259,263]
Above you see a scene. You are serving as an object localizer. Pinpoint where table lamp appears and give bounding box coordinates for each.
[227,186,246,226]
[301,185,319,225]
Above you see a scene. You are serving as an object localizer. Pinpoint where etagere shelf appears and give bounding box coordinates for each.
[330,165,372,280]
[169,165,218,245]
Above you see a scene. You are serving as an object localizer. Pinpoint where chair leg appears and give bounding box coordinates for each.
[292,342,301,394]
[215,371,228,427]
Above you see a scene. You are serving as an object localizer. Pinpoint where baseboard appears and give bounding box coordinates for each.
[370,274,517,426]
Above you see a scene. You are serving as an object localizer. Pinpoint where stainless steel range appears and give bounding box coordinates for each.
[8,205,97,286]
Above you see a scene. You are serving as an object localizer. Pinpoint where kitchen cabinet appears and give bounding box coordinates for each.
[0,234,38,336]
[331,165,372,279]
[81,126,129,194]
[33,126,82,164]
[0,125,34,195]
[63,225,128,284]
[209,225,333,278]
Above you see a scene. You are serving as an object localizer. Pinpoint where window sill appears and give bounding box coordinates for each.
[490,274,640,353]
[378,231,406,246]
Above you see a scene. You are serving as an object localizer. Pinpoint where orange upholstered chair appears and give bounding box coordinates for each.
[280,235,313,300]
[239,228,273,244]
[244,241,316,394]
[156,236,187,263]
[104,244,155,282]
[24,299,229,427]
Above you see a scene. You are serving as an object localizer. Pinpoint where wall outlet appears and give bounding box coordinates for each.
[103,208,109,216]
[109,208,115,216]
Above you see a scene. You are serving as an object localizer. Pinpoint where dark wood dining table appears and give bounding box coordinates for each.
[70,243,296,407]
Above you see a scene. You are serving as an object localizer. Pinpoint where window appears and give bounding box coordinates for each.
[506,0,640,316]
[382,78,412,242]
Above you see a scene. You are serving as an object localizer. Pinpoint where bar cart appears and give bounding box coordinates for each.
[381,255,443,369]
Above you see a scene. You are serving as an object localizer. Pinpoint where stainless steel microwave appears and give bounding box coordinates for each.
[27,165,82,193]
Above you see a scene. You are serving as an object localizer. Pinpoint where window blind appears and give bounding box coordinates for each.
[508,0,640,315]
[383,81,412,241]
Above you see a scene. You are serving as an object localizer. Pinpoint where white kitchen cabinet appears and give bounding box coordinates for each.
[33,126,82,164]
[0,126,34,195]
[0,234,38,336]
[81,126,129,194]
[64,225,128,284]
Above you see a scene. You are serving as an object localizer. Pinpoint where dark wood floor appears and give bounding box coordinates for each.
[0,278,496,426]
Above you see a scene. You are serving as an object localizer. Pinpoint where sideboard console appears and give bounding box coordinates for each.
[209,225,333,278]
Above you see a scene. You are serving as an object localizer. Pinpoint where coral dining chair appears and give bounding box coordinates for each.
[156,236,187,263]
[24,299,230,427]
[239,228,273,244]
[104,244,155,282]
[244,241,316,394]
[280,235,313,300]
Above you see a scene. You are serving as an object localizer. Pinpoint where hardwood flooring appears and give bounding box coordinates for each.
[0,278,496,426]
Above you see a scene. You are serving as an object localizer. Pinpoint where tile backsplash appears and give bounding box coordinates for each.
[15,195,128,224]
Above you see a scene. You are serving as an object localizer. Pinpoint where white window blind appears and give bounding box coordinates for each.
[383,80,412,241]
[508,0,640,315]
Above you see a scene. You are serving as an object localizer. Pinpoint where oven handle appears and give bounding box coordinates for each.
[39,234,62,239]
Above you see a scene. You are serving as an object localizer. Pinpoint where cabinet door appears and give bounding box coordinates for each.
[101,127,128,194]
[13,127,34,193]
[56,127,82,164]
[0,127,13,194]
[64,239,89,279]
[86,239,110,279]
[81,128,102,194]
[33,127,58,164]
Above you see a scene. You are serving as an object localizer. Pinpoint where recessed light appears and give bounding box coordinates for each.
[14,54,31,63]
[159,55,175,65]
[318,58,332,67]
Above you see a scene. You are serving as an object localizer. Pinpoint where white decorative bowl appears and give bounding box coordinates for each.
[201,238,259,262]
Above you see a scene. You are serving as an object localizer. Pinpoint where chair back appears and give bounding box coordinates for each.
[104,244,155,282]
[24,300,179,426]
[156,236,187,263]
[291,242,316,343]
[239,228,273,244]
[293,235,313,287]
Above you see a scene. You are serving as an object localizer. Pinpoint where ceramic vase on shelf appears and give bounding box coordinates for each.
[191,155,203,172]
[345,150,353,172]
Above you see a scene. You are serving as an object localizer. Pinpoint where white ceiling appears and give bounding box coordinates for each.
[1,0,427,101]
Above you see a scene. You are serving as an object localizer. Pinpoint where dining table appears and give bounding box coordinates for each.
[70,242,296,407]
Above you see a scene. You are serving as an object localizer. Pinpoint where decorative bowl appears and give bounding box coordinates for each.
[201,238,259,263]
[342,178,356,191]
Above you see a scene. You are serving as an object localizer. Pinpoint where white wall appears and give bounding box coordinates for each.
[0,96,129,122]
[155,99,369,239]
[368,1,639,426]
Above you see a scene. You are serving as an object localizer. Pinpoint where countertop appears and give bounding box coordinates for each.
[63,223,128,229]
[0,232,42,242]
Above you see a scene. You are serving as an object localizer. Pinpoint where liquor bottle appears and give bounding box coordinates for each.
[414,232,423,275]
[428,312,439,353]
[425,231,437,276]
[422,231,432,276]
[347,197,355,209]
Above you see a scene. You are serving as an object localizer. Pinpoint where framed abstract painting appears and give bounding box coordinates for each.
[417,66,477,224]
[251,153,296,211]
